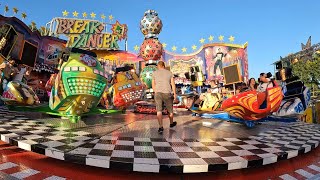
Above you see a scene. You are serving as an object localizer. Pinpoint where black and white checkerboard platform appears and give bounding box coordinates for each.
[0,108,320,173]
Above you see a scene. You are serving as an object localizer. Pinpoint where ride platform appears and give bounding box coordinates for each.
[191,110,298,128]
[0,106,319,174]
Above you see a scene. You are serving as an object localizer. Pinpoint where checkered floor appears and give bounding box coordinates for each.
[0,107,319,173]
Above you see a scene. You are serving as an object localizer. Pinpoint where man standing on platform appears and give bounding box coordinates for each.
[152,61,177,134]
[213,48,227,75]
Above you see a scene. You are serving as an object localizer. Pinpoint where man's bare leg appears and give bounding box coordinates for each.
[168,113,173,124]
[168,113,177,128]
[157,111,163,127]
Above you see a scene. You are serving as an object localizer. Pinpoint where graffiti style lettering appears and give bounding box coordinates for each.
[135,105,168,114]
[89,22,102,34]
[78,20,89,34]
[55,18,127,50]
[102,34,111,48]
[96,34,103,48]
[57,19,75,34]
[87,33,97,48]
[110,35,119,49]
[67,34,78,46]
[70,20,83,34]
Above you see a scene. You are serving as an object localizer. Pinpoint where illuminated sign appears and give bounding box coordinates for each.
[55,18,127,50]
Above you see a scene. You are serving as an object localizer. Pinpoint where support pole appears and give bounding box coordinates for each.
[125,38,128,52]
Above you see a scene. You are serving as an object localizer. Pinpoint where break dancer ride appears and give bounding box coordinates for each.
[221,72,311,127]
[222,81,283,122]
[134,10,167,114]
[48,48,108,122]
[103,65,145,110]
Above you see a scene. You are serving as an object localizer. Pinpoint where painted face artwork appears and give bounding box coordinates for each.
[80,54,97,67]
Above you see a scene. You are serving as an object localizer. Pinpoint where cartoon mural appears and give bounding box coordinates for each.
[162,43,248,83]
[204,44,248,81]
[91,50,143,74]
[38,37,66,65]
[162,51,205,78]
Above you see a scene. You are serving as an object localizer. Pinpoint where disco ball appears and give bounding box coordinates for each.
[140,38,163,61]
[140,10,163,38]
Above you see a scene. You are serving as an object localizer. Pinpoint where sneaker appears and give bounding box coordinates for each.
[158,127,164,134]
[170,122,177,128]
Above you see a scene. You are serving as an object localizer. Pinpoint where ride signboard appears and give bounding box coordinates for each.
[53,18,127,50]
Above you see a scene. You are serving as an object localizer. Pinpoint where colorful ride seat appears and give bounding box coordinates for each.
[1,81,40,106]
[112,69,145,109]
[222,82,283,120]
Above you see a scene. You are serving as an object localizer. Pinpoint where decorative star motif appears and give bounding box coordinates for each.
[200,38,205,44]
[62,10,69,17]
[228,36,235,42]
[109,15,114,21]
[182,47,187,52]
[192,45,197,50]
[162,43,167,48]
[72,11,79,17]
[172,46,177,51]
[134,45,139,51]
[13,7,18,14]
[90,12,96,19]
[219,35,224,42]
[111,21,128,40]
[82,12,87,18]
[101,14,106,20]
[21,12,27,19]
[208,35,214,42]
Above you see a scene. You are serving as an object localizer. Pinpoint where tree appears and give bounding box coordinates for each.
[292,51,320,96]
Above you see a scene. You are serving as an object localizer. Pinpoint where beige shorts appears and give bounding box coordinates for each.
[154,92,173,114]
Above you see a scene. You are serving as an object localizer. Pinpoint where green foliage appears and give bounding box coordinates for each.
[292,53,320,95]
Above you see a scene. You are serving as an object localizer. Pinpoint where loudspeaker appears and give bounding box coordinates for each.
[275,71,281,80]
[191,75,196,81]
[190,67,194,73]
[276,62,282,70]
[223,64,242,85]
[185,72,190,79]
[285,68,292,78]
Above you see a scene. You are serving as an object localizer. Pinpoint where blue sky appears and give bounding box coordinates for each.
[2,0,320,78]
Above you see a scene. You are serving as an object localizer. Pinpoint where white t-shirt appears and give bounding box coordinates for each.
[257,78,273,92]
[13,67,26,82]
[209,87,220,93]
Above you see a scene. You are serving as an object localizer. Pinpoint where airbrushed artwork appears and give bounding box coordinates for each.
[162,43,248,82]
[204,45,248,81]
[38,37,66,65]
[49,48,107,122]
